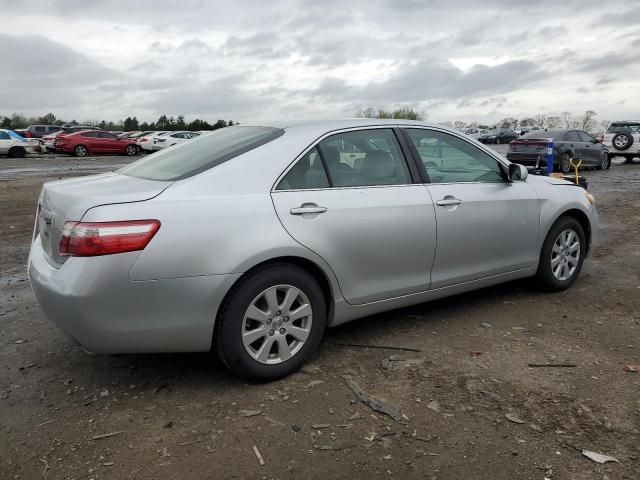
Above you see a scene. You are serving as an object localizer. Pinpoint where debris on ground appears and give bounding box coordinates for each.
[300,363,321,375]
[92,431,124,440]
[426,400,440,413]
[380,355,425,372]
[344,376,404,422]
[505,413,525,424]
[528,363,577,368]
[481,322,492,328]
[623,365,640,373]
[581,450,620,464]
[252,445,265,466]
[239,409,263,417]
[311,423,330,429]
[306,380,324,388]
[332,342,421,353]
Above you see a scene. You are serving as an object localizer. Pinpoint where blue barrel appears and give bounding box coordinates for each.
[546,138,554,174]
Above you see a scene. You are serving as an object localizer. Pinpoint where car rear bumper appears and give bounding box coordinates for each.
[507,152,559,167]
[28,236,241,354]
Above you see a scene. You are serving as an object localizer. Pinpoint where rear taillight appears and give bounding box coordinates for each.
[59,220,160,257]
[139,138,148,142]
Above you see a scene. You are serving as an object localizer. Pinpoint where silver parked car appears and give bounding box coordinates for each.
[28,120,599,380]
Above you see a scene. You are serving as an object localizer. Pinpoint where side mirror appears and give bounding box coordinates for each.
[508,163,528,182]
[593,138,600,143]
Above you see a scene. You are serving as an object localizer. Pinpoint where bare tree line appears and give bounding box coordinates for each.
[355,107,608,135]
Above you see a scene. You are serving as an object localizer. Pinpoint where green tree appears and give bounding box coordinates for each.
[212,120,227,129]
[175,115,186,130]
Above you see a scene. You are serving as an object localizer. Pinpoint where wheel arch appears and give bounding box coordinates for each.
[551,208,592,254]
[213,255,336,345]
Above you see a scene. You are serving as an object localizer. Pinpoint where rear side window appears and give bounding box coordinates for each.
[606,123,640,134]
[35,126,45,132]
[277,147,329,190]
[120,126,284,181]
[0,131,10,140]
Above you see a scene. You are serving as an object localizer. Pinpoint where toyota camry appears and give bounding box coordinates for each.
[28,119,599,380]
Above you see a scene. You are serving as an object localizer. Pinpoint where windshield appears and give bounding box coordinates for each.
[119,126,285,181]
[606,123,640,134]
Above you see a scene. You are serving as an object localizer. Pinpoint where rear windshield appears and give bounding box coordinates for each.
[119,126,284,181]
[606,123,640,134]
[523,130,565,139]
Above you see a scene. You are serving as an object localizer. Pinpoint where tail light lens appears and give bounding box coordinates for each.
[139,138,148,142]
[59,220,160,257]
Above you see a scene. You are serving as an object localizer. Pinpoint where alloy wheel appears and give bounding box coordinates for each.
[614,136,628,149]
[241,284,313,365]
[600,153,609,169]
[550,229,580,281]
[75,145,87,157]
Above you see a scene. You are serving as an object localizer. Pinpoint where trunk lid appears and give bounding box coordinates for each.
[36,172,171,265]
[508,139,547,155]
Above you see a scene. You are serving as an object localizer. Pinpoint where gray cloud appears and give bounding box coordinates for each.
[1,0,638,122]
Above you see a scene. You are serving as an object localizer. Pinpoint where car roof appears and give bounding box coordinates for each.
[523,129,568,138]
[238,118,455,139]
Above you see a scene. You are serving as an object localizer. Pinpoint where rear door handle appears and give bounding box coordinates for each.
[436,197,462,206]
[290,205,327,215]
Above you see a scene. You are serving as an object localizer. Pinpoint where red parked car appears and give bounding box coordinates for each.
[54,130,140,157]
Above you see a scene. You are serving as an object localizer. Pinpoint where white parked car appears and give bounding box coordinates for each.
[602,121,640,162]
[42,130,64,152]
[153,131,199,151]
[464,128,489,140]
[136,131,169,152]
[0,129,39,157]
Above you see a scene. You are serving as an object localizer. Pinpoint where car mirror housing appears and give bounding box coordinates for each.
[508,163,528,182]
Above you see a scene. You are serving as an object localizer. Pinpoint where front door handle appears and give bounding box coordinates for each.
[436,197,462,206]
[290,205,328,215]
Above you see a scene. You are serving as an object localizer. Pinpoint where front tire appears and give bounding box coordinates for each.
[125,144,138,156]
[597,152,611,170]
[535,216,586,292]
[215,263,327,381]
[496,138,501,145]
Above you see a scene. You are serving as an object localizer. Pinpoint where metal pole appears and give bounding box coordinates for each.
[546,138,554,175]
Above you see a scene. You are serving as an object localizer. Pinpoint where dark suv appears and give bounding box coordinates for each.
[19,125,63,138]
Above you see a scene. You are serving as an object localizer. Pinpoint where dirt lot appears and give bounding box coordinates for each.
[1,151,639,479]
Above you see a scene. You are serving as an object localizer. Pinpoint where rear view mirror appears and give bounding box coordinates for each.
[508,163,528,182]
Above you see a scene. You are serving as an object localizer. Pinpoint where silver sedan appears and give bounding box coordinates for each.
[28,120,599,380]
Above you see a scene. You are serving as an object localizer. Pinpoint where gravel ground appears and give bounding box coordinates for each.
[1,150,639,479]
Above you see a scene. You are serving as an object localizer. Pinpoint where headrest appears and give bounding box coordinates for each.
[362,150,395,180]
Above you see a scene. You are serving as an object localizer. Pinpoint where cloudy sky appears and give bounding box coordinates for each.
[1,0,639,125]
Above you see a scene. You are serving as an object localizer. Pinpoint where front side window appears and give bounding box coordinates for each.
[405,129,504,183]
[0,131,10,140]
[120,126,284,181]
[578,131,594,142]
[566,131,580,142]
[81,132,99,138]
[276,147,329,190]
[606,123,640,134]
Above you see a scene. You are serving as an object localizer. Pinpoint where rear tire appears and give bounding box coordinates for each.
[8,146,26,158]
[559,153,572,173]
[215,263,327,381]
[74,145,88,157]
[535,216,586,292]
